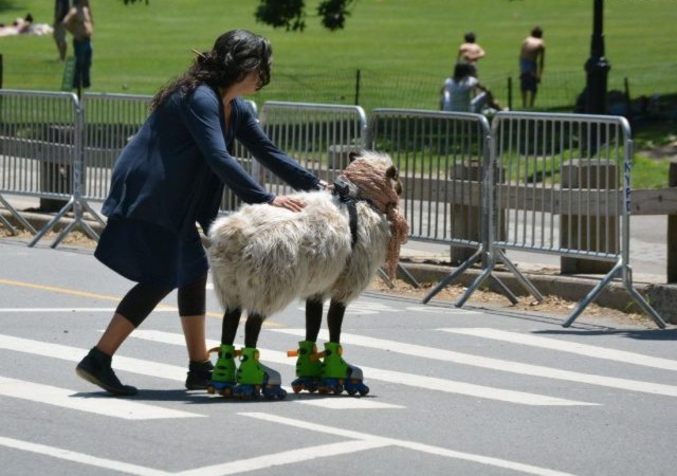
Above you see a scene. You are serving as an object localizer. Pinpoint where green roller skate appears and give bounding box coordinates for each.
[207,344,237,397]
[318,342,369,397]
[234,347,287,400]
[288,341,323,394]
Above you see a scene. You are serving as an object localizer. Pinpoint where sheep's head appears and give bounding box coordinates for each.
[343,150,403,210]
[341,150,409,279]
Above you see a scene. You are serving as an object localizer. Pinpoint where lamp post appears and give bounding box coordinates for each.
[585,0,611,114]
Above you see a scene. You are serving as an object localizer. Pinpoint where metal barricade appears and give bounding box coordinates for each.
[482,111,665,328]
[258,101,367,195]
[81,92,152,206]
[366,109,492,295]
[0,89,89,245]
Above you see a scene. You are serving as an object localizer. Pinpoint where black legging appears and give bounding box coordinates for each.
[116,273,208,327]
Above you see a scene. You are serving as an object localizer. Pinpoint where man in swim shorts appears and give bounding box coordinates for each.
[519,26,545,108]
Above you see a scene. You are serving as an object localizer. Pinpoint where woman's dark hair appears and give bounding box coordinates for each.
[150,29,272,110]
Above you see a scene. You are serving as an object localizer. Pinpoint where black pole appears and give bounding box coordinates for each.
[354,68,360,106]
[585,0,611,114]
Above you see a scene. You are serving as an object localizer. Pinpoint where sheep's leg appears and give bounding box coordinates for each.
[305,298,324,341]
[326,299,346,343]
[290,298,324,394]
[207,307,242,397]
[235,312,286,400]
[319,299,370,397]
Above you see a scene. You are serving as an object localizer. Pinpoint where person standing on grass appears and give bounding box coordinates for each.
[519,26,546,108]
[74,29,328,396]
[53,0,70,61]
[63,0,93,91]
[457,31,485,76]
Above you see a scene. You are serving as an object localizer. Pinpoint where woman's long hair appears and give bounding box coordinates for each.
[150,29,272,110]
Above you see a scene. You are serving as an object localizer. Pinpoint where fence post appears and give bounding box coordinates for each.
[449,160,482,264]
[448,161,505,265]
[354,68,361,106]
[560,159,618,274]
[669,160,677,283]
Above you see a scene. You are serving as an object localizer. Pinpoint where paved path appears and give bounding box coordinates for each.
[1,241,676,475]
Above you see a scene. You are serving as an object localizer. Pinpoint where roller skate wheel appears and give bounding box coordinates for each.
[206,385,216,395]
[233,384,260,400]
[264,386,287,400]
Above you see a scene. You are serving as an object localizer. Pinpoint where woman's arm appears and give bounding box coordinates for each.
[181,88,275,204]
[234,100,321,192]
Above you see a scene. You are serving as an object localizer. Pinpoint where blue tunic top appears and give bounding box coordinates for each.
[101,84,320,236]
[95,85,320,287]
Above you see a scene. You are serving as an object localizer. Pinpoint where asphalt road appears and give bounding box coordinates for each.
[1,240,676,476]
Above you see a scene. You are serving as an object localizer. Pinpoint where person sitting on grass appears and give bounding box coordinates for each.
[440,62,504,114]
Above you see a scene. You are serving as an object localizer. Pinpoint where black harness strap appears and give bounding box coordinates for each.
[333,179,360,249]
[346,199,358,249]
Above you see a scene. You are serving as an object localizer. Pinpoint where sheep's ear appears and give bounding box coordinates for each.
[386,165,398,180]
[348,149,362,163]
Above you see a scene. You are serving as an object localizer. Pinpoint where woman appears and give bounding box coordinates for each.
[76,29,326,396]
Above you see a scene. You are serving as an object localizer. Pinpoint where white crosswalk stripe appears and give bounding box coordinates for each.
[440,327,677,371]
[3,322,676,424]
[0,377,203,420]
[273,328,677,398]
[132,330,595,406]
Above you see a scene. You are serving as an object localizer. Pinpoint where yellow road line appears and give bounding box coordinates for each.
[0,278,285,326]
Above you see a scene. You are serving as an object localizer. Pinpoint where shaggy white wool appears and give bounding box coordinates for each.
[207,151,406,317]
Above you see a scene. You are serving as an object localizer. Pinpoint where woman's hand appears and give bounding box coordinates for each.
[270,195,306,212]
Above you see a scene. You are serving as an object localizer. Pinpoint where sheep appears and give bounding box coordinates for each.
[206,150,408,399]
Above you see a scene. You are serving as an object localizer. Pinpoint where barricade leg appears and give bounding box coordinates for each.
[0,195,37,234]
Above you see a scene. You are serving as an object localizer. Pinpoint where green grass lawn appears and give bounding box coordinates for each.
[2,0,675,103]
[1,0,674,187]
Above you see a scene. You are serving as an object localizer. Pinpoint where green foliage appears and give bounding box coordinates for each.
[317,0,354,31]
[255,0,306,31]
[254,0,355,31]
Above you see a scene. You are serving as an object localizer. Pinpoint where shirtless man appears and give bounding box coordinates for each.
[519,27,545,108]
[457,32,485,76]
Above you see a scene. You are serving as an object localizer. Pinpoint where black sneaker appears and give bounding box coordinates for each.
[75,347,138,396]
[185,359,214,390]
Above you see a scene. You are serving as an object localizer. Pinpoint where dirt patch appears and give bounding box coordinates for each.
[0,227,97,248]
[366,276,651,327]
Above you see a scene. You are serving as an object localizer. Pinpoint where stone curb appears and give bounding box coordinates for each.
[3,210,676,326]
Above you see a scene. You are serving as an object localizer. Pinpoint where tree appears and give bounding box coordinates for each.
[117,0,355,32]
[255,0,355,32]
